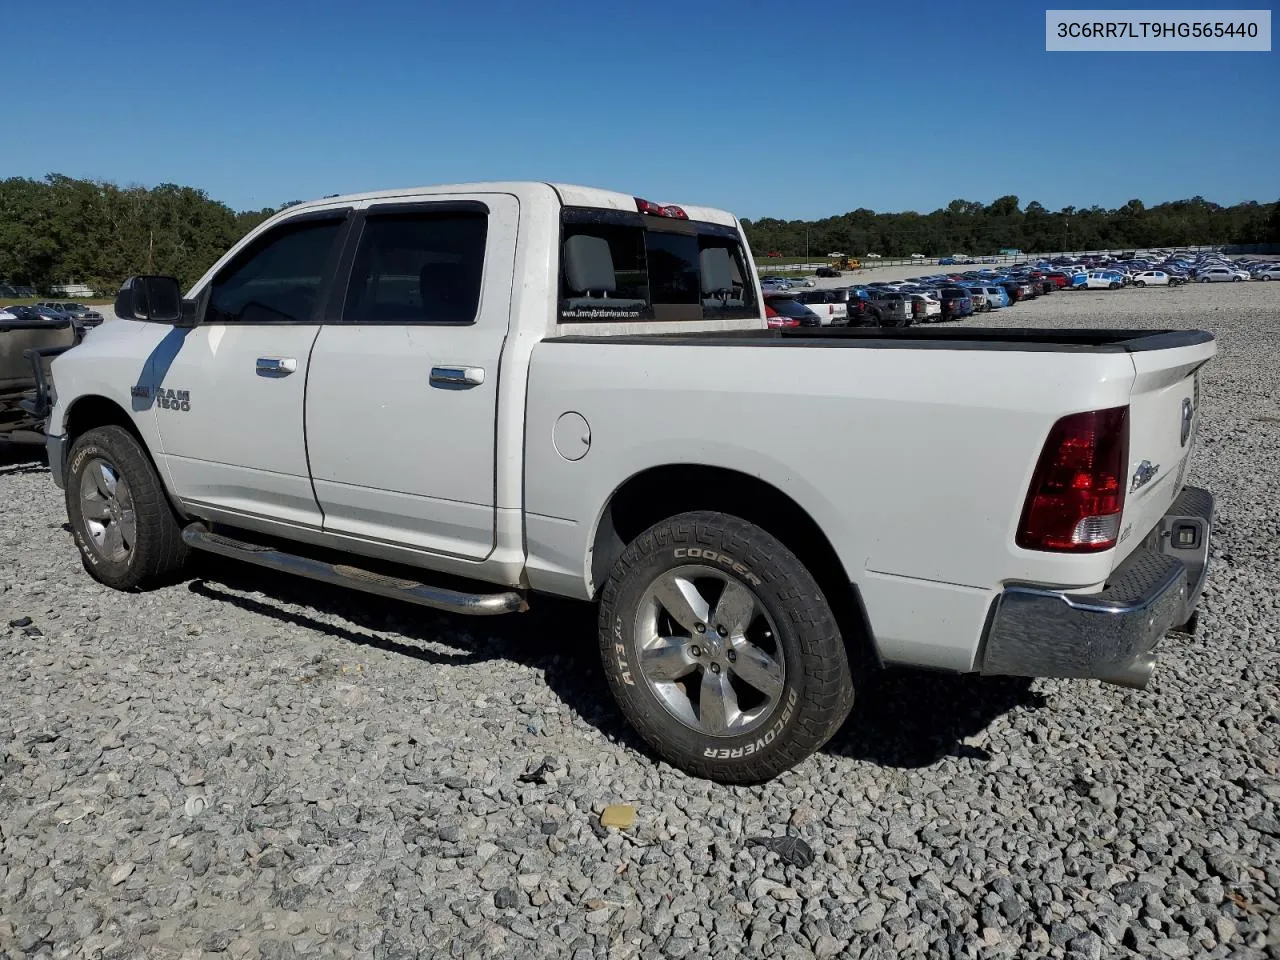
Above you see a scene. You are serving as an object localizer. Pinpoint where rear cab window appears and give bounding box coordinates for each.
[558,207,758,323]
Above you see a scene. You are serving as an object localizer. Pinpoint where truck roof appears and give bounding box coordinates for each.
[274,181,739,228]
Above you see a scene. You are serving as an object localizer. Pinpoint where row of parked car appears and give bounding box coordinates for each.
[0,301,106,335]
[762,267,1076,327]
[761,252,1279,328]
[1037,250,1280,285]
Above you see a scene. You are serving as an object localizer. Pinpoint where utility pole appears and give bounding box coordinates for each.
[805,225,810,261]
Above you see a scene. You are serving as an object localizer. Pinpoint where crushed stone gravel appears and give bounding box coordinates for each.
[2,280,1279,959]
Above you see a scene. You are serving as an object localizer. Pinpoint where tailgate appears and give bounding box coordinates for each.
[1115,337,1216,563]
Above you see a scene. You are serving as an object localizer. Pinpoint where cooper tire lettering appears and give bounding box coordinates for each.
[671,546,761,586]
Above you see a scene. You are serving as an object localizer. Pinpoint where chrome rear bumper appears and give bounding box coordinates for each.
[979,485,1213,690]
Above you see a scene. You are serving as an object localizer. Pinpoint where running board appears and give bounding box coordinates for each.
[181,524,528,616]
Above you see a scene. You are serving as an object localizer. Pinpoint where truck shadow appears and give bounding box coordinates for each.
[824,669,1045,768]
[0,441,48,475]
[187,557,1042,772]
[187,558,633,748]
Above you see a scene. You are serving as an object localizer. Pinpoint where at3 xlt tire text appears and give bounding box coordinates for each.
[598,510,856,783]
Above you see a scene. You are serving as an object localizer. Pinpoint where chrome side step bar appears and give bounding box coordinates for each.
[181,524,528,616]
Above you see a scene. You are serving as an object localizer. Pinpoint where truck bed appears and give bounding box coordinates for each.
[525,323,1215,675]
[550,326,1213,353]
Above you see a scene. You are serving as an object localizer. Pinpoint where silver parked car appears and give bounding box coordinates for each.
[1196,266,1248,283]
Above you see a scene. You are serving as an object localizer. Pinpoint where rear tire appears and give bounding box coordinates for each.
[597,511,855,784]
[65,426,190,591]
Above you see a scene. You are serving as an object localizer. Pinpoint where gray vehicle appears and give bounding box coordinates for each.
[0,308,77,442]
[37,301,106,331]
[864,289,913,327]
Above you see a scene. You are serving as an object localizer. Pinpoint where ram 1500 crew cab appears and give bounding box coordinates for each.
[38,182,1216,783]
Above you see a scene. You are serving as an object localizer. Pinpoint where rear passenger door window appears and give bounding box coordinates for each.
[342,204,489,324]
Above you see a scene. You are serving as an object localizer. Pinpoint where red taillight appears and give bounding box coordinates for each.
[764,305,799,328]
[635,198,688,219]
[1016,406,1130,552]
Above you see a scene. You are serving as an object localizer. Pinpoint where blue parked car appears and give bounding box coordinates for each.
[977,284,1010,308]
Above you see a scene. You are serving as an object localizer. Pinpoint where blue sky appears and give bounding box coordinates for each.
[5,0,1276,220]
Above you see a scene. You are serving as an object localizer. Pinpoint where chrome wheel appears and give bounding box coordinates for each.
[78,457,136,563]
[634,565,785,738]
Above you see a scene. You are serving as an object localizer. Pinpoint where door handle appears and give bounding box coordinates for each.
[430,366,485,388]
[256,357,298,377]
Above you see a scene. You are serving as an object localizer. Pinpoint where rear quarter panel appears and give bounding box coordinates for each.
[523,338,1140,672]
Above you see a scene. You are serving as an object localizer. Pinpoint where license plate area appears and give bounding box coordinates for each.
[1157,512,1210,589]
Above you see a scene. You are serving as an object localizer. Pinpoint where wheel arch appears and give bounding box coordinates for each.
[589,463,877,665]
[63,395,186,519]
[64,394,140,445]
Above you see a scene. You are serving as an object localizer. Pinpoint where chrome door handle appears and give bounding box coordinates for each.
[256,357,298,377]
[430,366,485,387]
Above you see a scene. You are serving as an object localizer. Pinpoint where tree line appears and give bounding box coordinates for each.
[741,195,1280,259]
[0,174,288,294]
[2,175,1278,294]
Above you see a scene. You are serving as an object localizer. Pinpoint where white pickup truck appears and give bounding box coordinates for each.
[38,182,1216,783]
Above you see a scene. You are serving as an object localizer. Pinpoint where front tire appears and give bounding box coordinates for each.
[597,511,855,783]
[65,426,190,590]
[1135,280,1146,287]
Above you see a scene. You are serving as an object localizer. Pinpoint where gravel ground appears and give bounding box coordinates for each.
[2,281,1279,960]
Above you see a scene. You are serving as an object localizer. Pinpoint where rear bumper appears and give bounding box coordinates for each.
[979,485,1213,690]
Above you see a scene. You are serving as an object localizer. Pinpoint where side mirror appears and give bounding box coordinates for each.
[115,276,197,327]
